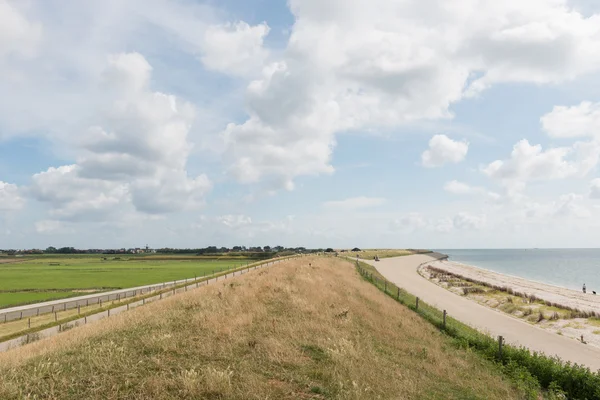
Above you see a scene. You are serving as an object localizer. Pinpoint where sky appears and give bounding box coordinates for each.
[2,0,600,250]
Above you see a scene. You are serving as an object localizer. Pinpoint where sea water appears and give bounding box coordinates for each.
[435,249,600,293]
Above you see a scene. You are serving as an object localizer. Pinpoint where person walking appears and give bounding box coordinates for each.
[583,283,587,294]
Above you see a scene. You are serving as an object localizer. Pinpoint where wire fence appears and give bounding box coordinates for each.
[0,255,305,352]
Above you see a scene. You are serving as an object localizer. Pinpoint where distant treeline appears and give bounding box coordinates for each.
[1,246,332,256]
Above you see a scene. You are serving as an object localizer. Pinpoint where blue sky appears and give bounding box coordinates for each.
[2,0,600,249]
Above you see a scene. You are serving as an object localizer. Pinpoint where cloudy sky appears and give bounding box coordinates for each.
[2,0,600,249]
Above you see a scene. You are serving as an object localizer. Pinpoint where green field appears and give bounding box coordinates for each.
[0,255,258,309]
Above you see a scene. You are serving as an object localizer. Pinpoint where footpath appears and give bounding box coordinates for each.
[364,254,600,371]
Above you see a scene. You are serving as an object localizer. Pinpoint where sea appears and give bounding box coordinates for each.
[434,249,600,293]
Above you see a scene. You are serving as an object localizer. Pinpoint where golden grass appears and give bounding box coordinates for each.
[0,257,522,399]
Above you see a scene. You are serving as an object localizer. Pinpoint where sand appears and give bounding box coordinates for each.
[427,259,600,314]
[425,259,600,349]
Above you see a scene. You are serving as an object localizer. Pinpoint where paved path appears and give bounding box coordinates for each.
[364,254,600,371]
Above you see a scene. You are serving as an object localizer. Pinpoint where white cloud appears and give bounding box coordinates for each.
[590,178,600,199]
[482,139,600,192]
[0,1,41,58]
[323,196,386,211]
[35,220,65,234]
[29,165,130,221]
[541,101,600,138]
[219,0,600,188]
[389,212,426,233]
[216,214,253,229]
[0,181,24,211]
[453,212,487,230]
[421,135,469,168]
[28,53,212,219]
[524,193,591,219]
[444,180,500,200]
[200,21,270,77]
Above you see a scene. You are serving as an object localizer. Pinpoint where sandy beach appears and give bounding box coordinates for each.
[425,259,600,349]
[427,259,600,313]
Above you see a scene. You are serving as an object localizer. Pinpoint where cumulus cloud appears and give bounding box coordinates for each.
[0,181,24,211]
[322,196,386,211]
[29,53,211,220]
[525,193,591,219]
[541,101,600,138]
[200,21,270,76]
[216,214,253,229]
[453,212,487,230]
[590,178,600,199]
[482,139,600,192]
[220,0,600,188]
[389,212,427,233]
[35,220,66,234]
[444,180,500,200]
[29,165,129,221]
[421,135,469,168]
[0,1,42,58]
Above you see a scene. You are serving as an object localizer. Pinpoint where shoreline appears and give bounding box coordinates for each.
[427,259,600,313]
[422,259,600,349]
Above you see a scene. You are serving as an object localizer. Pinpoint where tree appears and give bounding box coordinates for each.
[352,247,361,252]
[325,248,334,253]
[45,246,57,254]
[263,246,271,252]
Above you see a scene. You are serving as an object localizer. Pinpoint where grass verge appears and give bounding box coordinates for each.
[357,260,600,400]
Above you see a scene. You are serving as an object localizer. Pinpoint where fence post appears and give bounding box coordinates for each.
[54,312,57,322]
[443,310,447,329]
[108,309,111,317]
[85,316,87,324]
[20,311,23,320]
[28,318,31,328]
[143,298,146,305]
[416,297,419,310]
[384,281,387,293]
[127,303,130,311]
[498,336,504,359]
[397,287,400,300]
[64,303,66,311]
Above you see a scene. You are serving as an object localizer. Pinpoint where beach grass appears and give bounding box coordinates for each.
[0,256,525,400]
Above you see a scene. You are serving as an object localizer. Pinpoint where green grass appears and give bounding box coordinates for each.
[0,256,261,308]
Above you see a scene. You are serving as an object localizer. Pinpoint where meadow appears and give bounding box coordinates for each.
[0,255,256,309]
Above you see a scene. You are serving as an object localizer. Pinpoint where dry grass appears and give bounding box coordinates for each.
[349,249,415,260]
[0,257,522,400]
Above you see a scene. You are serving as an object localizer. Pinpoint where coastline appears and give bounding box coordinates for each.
[423,259,600,349]
[427,259,600,313]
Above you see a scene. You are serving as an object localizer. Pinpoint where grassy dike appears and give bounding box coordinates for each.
[356,260,600,400]
[0,256,296,345]
[0,256,526,399]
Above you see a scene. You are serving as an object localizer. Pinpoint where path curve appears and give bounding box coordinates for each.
[364,254,600,371]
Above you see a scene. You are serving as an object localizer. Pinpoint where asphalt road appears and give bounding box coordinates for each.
[364,254,600,371]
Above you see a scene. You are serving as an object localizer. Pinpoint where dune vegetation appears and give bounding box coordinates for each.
[0,256,524,400]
